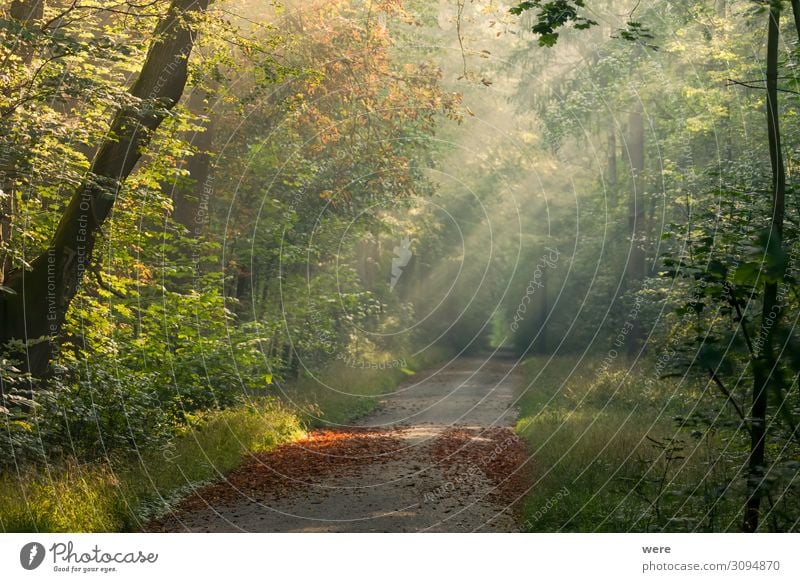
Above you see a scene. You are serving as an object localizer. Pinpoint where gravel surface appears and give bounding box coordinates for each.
[149,353,530,532]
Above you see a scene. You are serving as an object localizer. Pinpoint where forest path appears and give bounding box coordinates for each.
[149,352,530,532]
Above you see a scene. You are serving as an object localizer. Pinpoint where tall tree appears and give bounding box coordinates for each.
[607,125,617,203]
[0,0,210,376]
[744,0,787,533]
[626,101,646,356]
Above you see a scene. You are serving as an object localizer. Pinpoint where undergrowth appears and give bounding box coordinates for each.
[0,347,451,532]
[513,356,800,532]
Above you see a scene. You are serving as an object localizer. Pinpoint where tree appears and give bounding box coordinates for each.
[626,100,646,356]
[743,0,787,533]
[0,0,210,376]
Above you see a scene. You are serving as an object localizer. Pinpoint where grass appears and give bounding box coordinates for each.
[285,347,452,426]
[0,347,452,532]
[514,356,751,532]
[0,399,305,532]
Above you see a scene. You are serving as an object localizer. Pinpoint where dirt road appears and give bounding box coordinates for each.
[149,353,530,532]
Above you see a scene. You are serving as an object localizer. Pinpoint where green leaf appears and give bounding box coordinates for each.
[733,262,759,285]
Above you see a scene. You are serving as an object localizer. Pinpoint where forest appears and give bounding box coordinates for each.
[1,0,799,534]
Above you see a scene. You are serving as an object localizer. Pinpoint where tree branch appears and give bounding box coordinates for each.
[726,78,800,95]
[707,367,748,425]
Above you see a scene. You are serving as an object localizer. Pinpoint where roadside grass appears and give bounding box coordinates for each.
[515,356,747,532]
[0,399,305,532]
[0,347,451,532]
[286,347,452,426]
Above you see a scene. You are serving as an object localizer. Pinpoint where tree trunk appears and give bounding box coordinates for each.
[8,0,43,66]
[607,125,617,204]
[8,0,43,21]
[171,89,215,232]
[626,102,646,357]
[0,0,210,376]
[744,1,786,533]
[537,267,548,353]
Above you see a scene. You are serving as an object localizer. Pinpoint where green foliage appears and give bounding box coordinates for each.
[0,346,448,532]
[516,357,799,532]
[509,1,598,47]
[0,398,305,532]
[501,1,800,532]
[1,0,459,531]
[3,0,799,535]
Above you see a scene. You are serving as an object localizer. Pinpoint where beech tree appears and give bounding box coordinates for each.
[0,0,210,375]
